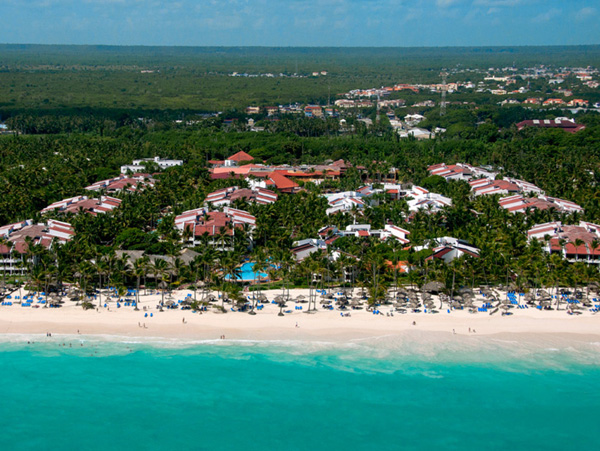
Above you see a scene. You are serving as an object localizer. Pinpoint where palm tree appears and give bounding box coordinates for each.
[151,258,169,307]
[0,236,11,289]
[132,257,146,310]
[188,255,202,303]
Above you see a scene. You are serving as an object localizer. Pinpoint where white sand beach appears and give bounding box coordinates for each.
[1,287,600,343]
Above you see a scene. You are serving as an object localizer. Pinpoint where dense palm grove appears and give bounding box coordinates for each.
[1,104,600,305]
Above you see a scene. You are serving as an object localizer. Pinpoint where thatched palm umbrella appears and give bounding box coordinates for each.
[423,281,445,293]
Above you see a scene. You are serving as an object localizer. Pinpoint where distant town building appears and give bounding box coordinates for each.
[517,118,585,134]
[304,105,323,118]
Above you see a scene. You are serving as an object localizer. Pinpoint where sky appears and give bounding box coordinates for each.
[0,0,598,47]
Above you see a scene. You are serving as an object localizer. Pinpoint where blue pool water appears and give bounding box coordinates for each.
[226,261,271,282]
[1,335,599,450]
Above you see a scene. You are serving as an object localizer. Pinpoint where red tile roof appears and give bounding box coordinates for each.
[227,151,254,162]
[269,172,299,190]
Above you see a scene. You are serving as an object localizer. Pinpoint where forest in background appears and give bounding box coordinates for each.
[1,44,600,113]
[1,45,600,296]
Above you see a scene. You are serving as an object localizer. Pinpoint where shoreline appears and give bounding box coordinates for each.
[1,287,600,346]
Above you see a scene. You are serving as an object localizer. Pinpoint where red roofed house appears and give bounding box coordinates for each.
[204,186,278,206]
[41,196,122,216]
[270,172,300,193]
[414,237,480,263]
[174,207,255,251]
[499,194,583,214]
[528,221,600,264]
[85,174,155,193]
[0,219,75,275]
[225,151,254,166]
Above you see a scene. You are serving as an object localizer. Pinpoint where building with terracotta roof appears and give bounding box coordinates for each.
[414,237,480,263]
[499,195,583,214]
[341,224,410,244]
[0,219,75,274]
[174,207,255,251]
[470,177,544,197]
[304,105,323,117]
[225,151,254,165]
[528,221,600,264]
[204,186,277,206]
[542,98,565,106]
[427,163,498,181]
[323,191,369,215]
[85,174,155,193]
[406,187,452,213]
[41,195,122,216]
[291,238,328,262]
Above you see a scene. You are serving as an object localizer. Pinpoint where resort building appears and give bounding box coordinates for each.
[527,221,600,264]
[324,191,370,215]
[499,195,583,214]
[340,224,410,244]
[406,188,452,213]
[175,207,255,251]
[41,195,122,216]
[470,177,544,197]
[414,237,480,263]
[0,219,75,274]
[210,152,356,194]
[427,163,498,181]
[204,186,277,206]
[291,238,328,262]
[85,174,155,193]
[120,156,183,173]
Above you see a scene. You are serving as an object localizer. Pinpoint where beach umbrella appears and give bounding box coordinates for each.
[423,281,445,293]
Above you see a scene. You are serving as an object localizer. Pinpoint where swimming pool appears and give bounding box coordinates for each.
[225,262,275,282]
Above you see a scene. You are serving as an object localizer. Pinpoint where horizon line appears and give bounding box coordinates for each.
[1,43,600,50]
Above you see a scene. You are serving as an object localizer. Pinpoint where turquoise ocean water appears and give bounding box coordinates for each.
[1,334,599,451]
